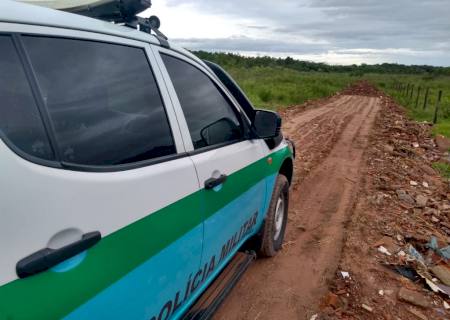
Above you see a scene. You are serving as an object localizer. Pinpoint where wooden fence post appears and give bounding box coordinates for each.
[410,85,415,101]
[406,84,410,97]
[433,90,443,124]
[423,87,430,109]
[415,86,421,108]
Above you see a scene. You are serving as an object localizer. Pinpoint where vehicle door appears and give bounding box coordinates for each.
[154,47,270,289]
[0,27,202,320]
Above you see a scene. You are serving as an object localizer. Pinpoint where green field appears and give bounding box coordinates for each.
[226,67,352,110]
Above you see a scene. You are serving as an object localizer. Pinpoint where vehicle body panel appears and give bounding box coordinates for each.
[0,144,291,320]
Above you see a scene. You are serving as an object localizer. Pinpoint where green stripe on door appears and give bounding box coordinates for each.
[203,146,291,218]
[0,146,291,320]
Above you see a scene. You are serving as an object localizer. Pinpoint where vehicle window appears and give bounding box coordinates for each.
[204,60,256,122]
[0,35,54,161]
[23,36,176,166]
[161,54,243,150]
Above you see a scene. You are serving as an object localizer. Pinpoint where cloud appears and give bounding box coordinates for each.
[149,0,450,66]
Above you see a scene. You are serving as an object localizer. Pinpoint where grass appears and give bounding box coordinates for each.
[433,122,450,137]
[432,162,450,179]
[365,74,450,137]
[222,66,353,110]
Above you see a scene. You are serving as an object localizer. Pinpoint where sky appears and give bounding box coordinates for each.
[143,0,450,66]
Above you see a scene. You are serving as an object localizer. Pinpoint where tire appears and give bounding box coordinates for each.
[257,174,289,257]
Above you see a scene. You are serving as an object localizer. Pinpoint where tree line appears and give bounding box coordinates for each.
[193,51,450,76]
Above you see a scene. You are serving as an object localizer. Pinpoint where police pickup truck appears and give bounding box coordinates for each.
[0,1,295,319]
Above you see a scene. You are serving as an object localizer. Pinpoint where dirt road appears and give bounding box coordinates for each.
[214,91,382,319]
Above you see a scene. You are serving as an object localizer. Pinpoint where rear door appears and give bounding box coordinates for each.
[0,27,202,320]
[154,48,270,287]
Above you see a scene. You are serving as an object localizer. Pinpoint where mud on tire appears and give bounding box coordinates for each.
[257,174,289,257]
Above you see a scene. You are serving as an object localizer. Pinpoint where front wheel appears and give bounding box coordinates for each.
[256,174,289,257]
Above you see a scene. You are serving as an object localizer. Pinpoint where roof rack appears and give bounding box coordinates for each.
[21,0,168,44]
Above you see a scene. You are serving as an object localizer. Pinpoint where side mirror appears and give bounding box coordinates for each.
[200,117,240,146]
[252,110,282,139]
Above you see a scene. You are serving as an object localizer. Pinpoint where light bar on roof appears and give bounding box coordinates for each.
[18,0,112,10]
[17,0,152,23]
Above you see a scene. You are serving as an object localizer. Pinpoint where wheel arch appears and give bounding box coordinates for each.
[279,157,293,185]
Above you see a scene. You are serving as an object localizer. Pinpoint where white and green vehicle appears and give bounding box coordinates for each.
[0,1,295,319]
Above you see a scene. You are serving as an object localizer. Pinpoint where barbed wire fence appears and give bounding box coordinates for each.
[392,82,445,124]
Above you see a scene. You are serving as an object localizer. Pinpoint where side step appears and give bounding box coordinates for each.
[182,251,256,320]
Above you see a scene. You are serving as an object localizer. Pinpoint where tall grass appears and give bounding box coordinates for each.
[224,66,353,110]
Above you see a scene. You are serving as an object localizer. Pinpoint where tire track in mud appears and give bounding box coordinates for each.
[213,95,381,320]
[288,95,365,186]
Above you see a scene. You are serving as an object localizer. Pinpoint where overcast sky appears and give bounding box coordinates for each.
[143,0,450,66]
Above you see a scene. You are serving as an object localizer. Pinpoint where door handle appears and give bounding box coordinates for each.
[204,174,228,190]
[16,231,101,279]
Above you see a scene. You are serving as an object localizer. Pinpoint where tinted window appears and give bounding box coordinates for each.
[24,36,176,166]
[0,36,54,161]
[204,60,256,122]
[161,54,243,149]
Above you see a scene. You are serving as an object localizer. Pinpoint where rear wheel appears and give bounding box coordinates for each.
[257,174,289,257]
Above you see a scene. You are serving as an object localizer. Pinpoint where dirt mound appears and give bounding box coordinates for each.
[341,80,384,97]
